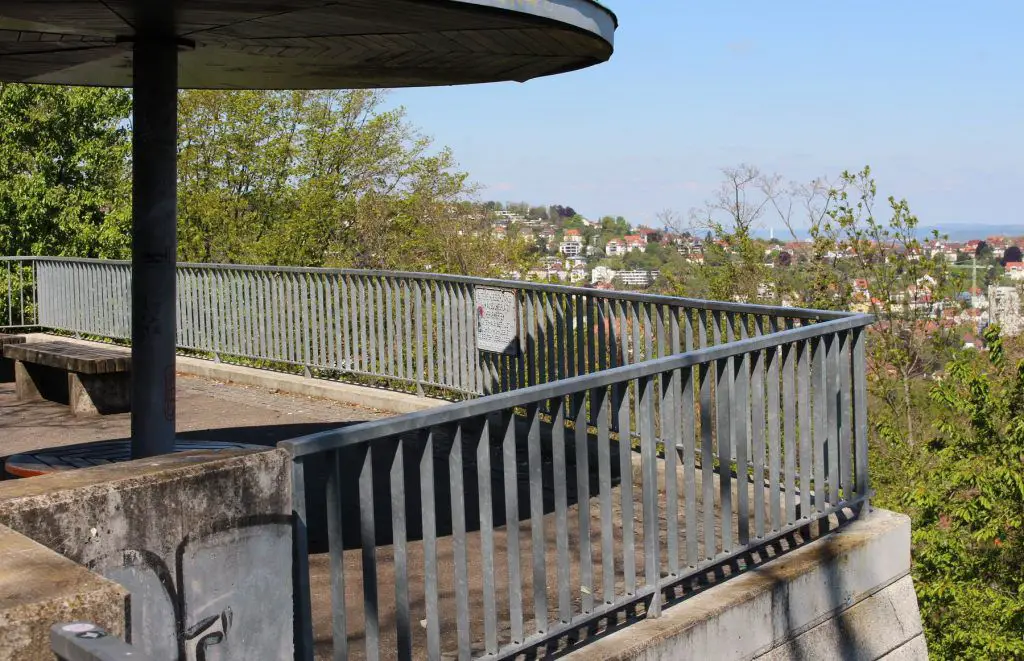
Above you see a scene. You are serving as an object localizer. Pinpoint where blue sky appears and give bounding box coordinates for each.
[389,1,1024,230]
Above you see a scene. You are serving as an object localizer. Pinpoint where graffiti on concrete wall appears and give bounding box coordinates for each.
[95,514,292,661]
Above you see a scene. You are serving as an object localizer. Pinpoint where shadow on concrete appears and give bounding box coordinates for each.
[544,507,865,660]
[2,414,621,555]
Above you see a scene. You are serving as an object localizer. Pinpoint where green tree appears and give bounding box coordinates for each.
[895,325,1024,659]
[0,84,131,258]
[176,89,523,274]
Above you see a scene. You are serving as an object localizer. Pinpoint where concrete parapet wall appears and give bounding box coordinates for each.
[565,508,927,661]
[0,448,293,660]
[0,524,126,661]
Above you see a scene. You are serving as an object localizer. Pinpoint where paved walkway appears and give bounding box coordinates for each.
[0,373,388,461]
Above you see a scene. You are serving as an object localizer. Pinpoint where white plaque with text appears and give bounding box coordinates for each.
[475,287,519,354]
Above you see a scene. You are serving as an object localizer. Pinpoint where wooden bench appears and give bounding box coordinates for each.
[2,341,131,415]
[0,333,26,382]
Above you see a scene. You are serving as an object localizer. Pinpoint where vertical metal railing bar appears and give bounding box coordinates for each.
[812,335,828,520]
[595,382,615,606]
[475,417,499,655]
[326,450,348,661]
[575,386,594,615]
[384,278,394,378]
[358,276,368,374]
[751,317,766,539]
[420,430,441,660]
[638,374,660,617]
[826,333,840,507]
[782,333,797,525]
[660,308,680,576]
[5,260,11,326]
[715,352,734,554]
[404,280,414,385]
[325,275,337,370]
[734,344,751,547]
[463,285,474,393]
[699,310,715,561]
[366,277,376,375]
[317,273,328,368]
[338,275,349,371]
[526,402,547,634]
[449,423,471,659]
[445,282,455,389]
[852,328,870,500]
[389,437,412,661]
[545,292,556,389]
[566,294,577,380]
[376,278,386,378]
[798,338,813,519]
[414,281,424,394]
[501,411,525,645]
[551,395,572,623]
[616,302,636,596]
[283,272,294,364]
[359,442,380,661]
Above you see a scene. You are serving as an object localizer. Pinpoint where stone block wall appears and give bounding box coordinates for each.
[0,448,293,661]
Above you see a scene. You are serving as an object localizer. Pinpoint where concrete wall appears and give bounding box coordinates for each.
[565,508,927,661]
[0,524,126,661]
[0,448,293,661]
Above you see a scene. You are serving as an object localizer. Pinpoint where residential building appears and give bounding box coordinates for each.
[616,269,659,287]
[605,239,626,256]
[1006,261,1024,281]
[559,241,582,257]
[623,235,646,253]
[591,265,617,285]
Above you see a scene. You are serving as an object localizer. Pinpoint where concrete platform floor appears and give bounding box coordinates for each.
[0,370,812,660]
[0,373,390,462]
[307,446,791,660]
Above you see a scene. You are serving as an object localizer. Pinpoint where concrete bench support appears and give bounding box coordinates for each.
[0,333,25,382]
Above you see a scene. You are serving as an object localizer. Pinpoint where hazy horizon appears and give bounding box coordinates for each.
[389,1,1024,232]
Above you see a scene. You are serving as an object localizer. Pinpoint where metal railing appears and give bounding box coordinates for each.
[281,311,873,660]
[8,255,874,659]
[3,256,849,399]
[0,257,36,331]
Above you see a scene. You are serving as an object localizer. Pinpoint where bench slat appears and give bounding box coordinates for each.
[2,341,131,374]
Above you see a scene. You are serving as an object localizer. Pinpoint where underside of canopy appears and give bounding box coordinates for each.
[0,0,616,89]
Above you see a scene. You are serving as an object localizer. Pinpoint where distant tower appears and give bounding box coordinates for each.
[972,255,977,297]
[770,227,774,241]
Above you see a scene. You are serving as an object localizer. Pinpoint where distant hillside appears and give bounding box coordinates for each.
[753,223,1024,242]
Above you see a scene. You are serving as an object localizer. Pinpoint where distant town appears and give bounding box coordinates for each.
[482,201,1024,341]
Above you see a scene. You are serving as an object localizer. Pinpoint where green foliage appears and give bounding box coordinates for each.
[0,84,520,275]
[891,325,1024,659]
[177,89,525,274]
[0,84,131,258]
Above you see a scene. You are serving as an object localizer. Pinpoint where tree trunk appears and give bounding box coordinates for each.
[903,375,915,446]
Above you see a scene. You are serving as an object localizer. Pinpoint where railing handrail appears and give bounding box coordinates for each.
[3,255,855,321]
[281,312,873,456]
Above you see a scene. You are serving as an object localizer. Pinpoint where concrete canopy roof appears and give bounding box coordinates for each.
[0,0,616,89]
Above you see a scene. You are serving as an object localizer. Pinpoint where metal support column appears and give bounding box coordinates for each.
[131,34,178,458]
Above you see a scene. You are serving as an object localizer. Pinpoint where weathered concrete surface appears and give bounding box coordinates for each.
[562,508,925,661]
[176,354,447,415]
[22,333,447,415]
[757,575,924,660]
[0,369,389,460]
[0,449,294,660]
[0,524,126,661]
[68,371,131,416]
